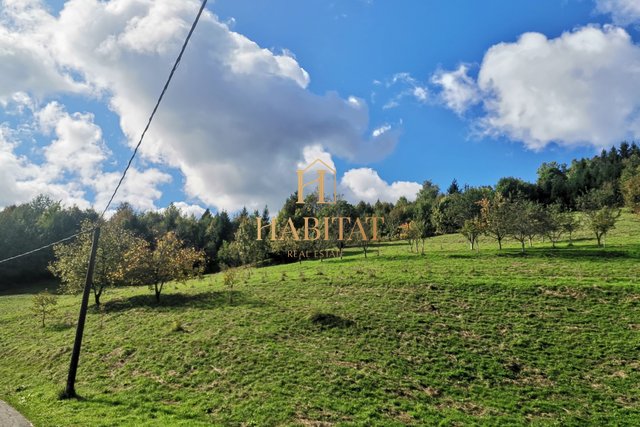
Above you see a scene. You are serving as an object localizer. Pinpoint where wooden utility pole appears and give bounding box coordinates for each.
[61,227,100,399]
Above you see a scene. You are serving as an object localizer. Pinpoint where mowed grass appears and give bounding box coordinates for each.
[1,214,640,426]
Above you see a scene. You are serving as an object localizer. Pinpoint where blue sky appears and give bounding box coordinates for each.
[213,0,635,188]
[1,0,640,215]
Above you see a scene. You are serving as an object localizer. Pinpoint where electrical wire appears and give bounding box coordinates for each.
[0,0,209,265]
[0,230,92,265]
[99,0,209,219]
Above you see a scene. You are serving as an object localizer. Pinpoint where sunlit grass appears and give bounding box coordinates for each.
[1,213,639,425]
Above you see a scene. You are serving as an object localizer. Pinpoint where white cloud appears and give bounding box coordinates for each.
[372,124,391,138]
[0,124,90,208]
[388,72,413,86]
[436,25,640,150]
[0,91,34,115]
[595,0,640,26]
[91,167,172,214]
[38,102,108,181]
[340,168,421,204]
[0,100,170,212]
[0,0,88,101]
[431,64,480,115]
[295,147,419,205]
[171,201,206,218]
[383,72,429,108]
[347,96,364,108]
[412,86,428,102]
[382,100,399,110]
[298,145,336,171]
[37,0,398,212]
[35,101,169,212]
[0,127,38,207]
[0,0,401,213]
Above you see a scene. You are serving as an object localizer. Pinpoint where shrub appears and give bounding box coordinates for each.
[223,268,238,303]
[31,289,58,327]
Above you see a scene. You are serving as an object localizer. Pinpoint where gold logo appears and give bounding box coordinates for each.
[256,158,384,246]
[296,159,337,204]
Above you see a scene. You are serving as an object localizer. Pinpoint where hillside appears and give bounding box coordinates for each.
[1,214,640,426]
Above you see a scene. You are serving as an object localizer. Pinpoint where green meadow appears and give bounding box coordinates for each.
[1,214,639,426]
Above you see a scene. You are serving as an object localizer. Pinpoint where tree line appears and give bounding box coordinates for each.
[1,142,639,291]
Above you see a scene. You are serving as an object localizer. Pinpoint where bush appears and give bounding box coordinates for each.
[223,268,238,303]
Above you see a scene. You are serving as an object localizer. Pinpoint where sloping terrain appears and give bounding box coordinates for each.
[1,215,639,426]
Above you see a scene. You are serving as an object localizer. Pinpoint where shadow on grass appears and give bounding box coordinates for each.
[58,390,87,401]
[101,290,263,313]
[0,279,60,296]
[308,312,355,329]
[496,246,638,260]
[327,245,640,266]
[443,244,640,261]
[446,253,481,259]
[320,249,418,265]
[48,321,75,332]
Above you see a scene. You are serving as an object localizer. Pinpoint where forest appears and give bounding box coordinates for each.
[1,141,640,289]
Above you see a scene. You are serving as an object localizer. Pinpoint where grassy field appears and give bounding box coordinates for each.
[1,214,640,426]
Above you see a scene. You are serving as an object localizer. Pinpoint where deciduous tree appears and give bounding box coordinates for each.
[125,232,206,302]
[479,194,511,250]
[508,199,540,253]
[561,212,581,246]
[541,204,565,248]
[49,220,146,307]
[461,218,483,251]
[578,188,621,247]
[620,155,640,213]
[583,208,620,247]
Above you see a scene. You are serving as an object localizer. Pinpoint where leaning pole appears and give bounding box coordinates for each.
[61,227,100,399]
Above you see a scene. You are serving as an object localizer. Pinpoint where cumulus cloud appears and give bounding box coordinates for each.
[0,123,91,208]
[435,25,640,150]
[1,0,396,213]
[294,146,420,205]
[340,168,421,204]
[170,201,207,218]
[91,167,172,213]
[297,145,336,171]
[0,0,402,213]
[431,65,480,115]
[0,0,88,101]
[595,0,640,26]
[0,127,41,207]
[0,100,170,212]
[0,91,34,115]
[37,102,108,181]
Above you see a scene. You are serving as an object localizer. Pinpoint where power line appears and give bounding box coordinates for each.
[0,230,92,265]
[99,0,209,219]
[0,0,209,265]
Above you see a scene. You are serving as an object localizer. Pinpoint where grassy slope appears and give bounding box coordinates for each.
[1,214,640,426]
